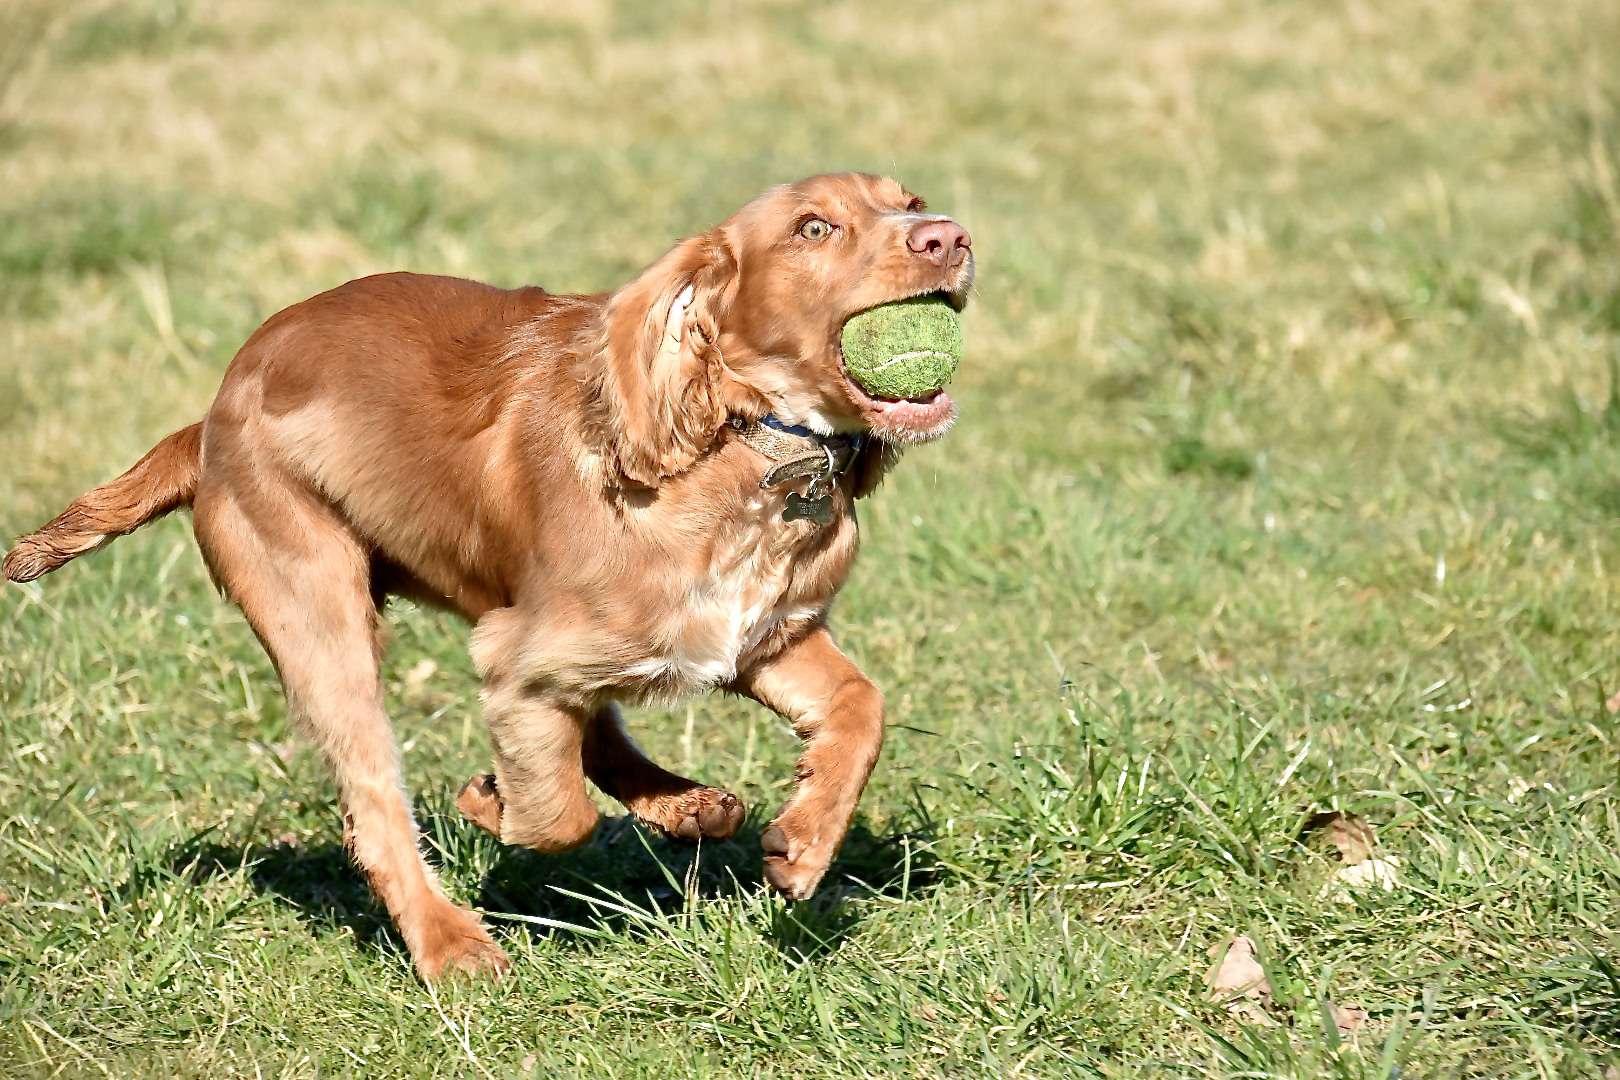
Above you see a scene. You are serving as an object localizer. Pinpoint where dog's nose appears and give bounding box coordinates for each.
[907,220,971,268]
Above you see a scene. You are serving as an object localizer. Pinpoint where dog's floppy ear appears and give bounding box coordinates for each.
[590,232,739,487]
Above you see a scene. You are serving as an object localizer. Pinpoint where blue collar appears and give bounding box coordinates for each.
[758,414,867,455]
[730,414,867,482]
[758,414,819,439]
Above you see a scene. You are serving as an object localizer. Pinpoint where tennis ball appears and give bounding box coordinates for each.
[839,294,963,400]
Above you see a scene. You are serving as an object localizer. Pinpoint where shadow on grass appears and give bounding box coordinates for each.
[475,814,945,961]
[161,809,943,967]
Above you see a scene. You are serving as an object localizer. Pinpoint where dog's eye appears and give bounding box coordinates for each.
[798,218,834,241]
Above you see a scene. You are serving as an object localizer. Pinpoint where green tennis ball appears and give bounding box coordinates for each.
[839,294,963,400]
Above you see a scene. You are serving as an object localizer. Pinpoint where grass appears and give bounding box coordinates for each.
[3,0,1620,1074]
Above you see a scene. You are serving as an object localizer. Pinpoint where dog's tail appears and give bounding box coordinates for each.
[4,422,204,583]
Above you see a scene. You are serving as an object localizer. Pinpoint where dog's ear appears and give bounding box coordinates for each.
[590,232,739,487]
[851,438,903,499]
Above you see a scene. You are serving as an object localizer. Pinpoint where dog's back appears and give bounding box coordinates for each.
[199,272,581,617]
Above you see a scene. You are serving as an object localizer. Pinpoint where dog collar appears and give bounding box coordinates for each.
[729,415,865,525]
[730,416,864,485]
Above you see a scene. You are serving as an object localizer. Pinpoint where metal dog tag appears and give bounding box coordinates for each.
[783,491,833,525]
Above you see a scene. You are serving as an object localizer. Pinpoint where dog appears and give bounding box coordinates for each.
[4,172,974,979]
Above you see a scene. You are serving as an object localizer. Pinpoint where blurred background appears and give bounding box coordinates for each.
[3,0,1620,1075]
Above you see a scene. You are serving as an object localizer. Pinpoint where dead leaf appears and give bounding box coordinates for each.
[1204,935,1274,1024]
[404,658,438,699]
[1322,855,1404,902]
[1335,856,1401,890]
[1328,1001,1369,1033]
[1204,936,1270,1000]
[1302,810,1375,865]
[520,1053,538,1072]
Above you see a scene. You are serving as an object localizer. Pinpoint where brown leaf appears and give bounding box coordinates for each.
[1329,1001,1369,1033]
[403,658,439,702]
[1204,935,1273,1024]
[1302,810,1375,865]
[1321,854,1404,902]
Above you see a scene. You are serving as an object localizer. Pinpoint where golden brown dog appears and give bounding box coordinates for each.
[4,172,973,979]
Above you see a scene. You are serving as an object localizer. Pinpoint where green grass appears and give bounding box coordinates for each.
[4,0,1620,1075]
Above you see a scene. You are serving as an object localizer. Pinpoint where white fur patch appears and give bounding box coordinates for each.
[632,508,819,694]
[653,284,696,382]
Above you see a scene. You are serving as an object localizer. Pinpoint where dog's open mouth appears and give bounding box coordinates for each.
[840,373,956,435]
[836,289,961,441]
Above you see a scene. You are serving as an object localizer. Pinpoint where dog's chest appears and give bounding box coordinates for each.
[636,509,837,694]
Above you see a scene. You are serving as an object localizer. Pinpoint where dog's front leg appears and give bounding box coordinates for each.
[460,611,600,853]
[731,624,884,899]
[457,682,601,853]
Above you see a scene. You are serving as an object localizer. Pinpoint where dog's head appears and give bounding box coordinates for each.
[590,173,973,488]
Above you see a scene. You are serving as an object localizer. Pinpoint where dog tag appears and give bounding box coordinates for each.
[783,491,833,525]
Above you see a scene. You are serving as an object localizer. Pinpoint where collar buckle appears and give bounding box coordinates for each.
[732,414,865,491]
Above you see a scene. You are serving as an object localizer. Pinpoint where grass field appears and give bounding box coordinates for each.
[3,0,1620,1075]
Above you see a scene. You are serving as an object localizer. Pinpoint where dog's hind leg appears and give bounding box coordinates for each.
[194,476,508,981]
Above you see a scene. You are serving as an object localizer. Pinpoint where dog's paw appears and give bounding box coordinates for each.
[639,787,746,842]
[411,906,511,982]
[760,819,835,900]
[424,934,511,982]
[456,773,504,837]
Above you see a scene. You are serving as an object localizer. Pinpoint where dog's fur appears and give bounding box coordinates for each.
[4,173,973,979]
